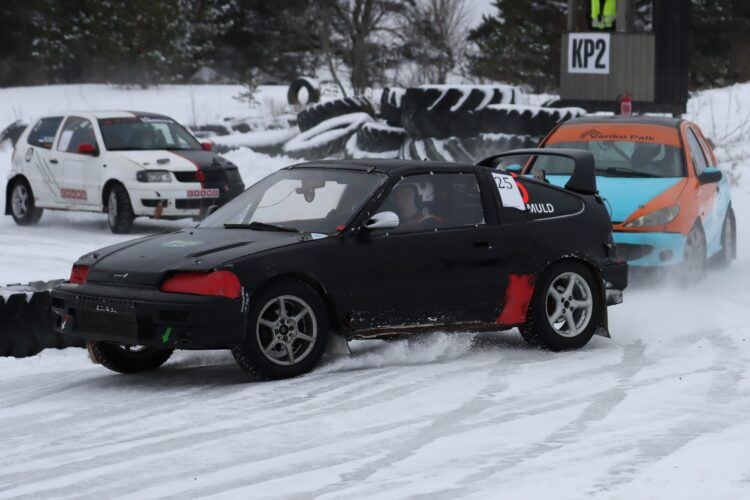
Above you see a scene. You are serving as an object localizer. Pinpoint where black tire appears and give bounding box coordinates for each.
[288,77,321,106]
[398,134,539,162]
[355,122,407,153]
[401,85,519,138]
[714,208,736,267]
[680,223,707,284]
[106,183,135,234]
[9,178,43,226]
[380,87,405,126]
[0,293,40,357]
[283,113,372,159]
[521,261,604,351]
[232,279,330,380]
[89,342,173,374]
[191,124,230,137]
[401,85,582,138]
[297,96,374,132]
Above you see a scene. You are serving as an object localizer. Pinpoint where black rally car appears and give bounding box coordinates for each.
[51,150,627,379]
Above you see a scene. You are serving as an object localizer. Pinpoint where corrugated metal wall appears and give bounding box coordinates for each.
[560,33,656,101]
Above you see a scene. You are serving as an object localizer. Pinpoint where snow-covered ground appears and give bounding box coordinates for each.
[0,84,749,498]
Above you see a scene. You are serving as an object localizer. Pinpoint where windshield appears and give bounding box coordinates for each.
[200,168,386,233]
[98,116,201,151]
[532,140,685,178]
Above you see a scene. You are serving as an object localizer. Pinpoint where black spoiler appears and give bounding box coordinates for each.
[475,148,597,195]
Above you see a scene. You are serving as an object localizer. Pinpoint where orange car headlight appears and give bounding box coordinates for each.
[624,205,680,228]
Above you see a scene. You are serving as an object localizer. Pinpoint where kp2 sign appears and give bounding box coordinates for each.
[568,33,610,75]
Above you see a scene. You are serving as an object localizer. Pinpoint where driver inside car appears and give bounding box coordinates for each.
[391,182,441,229]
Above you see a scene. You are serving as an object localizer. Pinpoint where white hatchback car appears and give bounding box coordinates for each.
[5,111,245,233]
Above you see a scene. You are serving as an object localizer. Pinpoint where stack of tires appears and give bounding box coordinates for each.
[0,280,82,358]
[396,85,585,162]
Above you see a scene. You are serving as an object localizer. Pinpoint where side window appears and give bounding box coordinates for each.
[695,130,717,167]
[27,116,63,149]
[57,116,97,154]
[378,173,485,233]
[686,128,708,176]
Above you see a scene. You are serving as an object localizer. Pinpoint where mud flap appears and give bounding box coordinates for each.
[325,334,351,356]
[596,279,611,338]
[86,341,101,364]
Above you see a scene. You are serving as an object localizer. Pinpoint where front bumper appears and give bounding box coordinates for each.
[51,283,245,349]
[127,180,245,218]
[613,231,687,267]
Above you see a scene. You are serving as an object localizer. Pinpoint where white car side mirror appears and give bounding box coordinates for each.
[364,211,399,231]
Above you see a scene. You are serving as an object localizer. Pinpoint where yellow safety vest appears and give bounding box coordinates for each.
[592,0,616,29]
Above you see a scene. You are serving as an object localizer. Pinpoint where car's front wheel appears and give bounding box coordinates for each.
[9,178,43,226]
[680,223,707,284]
[521,261,603,351]
[232,279,330,380]
[107,183,135,234]
[88,342,173,374]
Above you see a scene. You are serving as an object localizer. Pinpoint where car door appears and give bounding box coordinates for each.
[52,116,101,206]
[684,126,722,249]
[344,169,505,331]
[20,116,65,205]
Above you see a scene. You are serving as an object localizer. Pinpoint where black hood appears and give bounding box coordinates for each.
[169,150,236,173]
[82,228,302,286]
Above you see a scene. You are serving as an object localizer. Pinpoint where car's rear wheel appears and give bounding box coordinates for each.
[107,183,135,234]
[232,279,330,380]
[10,178,43,226]
[521,261,603,351]
[88,341,173,374]
[680,224,707,284]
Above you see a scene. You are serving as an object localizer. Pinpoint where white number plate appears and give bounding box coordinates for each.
[187,189,220,198]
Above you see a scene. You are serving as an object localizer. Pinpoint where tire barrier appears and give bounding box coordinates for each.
[190,124,231,138]
[379,87,405,127]
[0,280,83,358]
[354,122,407,153]
[297,96,374,132]
[401,85,519,138]
[399,133,539,163]
[476,105,585,137]
[0,120,27,147]
[287,77,321,106]
[282,112,373,159]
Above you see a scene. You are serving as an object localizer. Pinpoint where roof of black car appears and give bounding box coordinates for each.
[565,115,683,128]
[292,159,474,173]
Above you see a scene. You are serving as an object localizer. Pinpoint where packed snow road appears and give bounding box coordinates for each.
[0,185,749,499]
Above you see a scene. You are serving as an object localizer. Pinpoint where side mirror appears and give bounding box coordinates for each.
[201,142,213,152]
[700,167,722,184]
[206,204,219,216]
[78,143,96,156]
[363,211,399,231]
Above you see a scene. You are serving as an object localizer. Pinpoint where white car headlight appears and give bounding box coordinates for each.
[624,205,680,228]
[137,170,172,183]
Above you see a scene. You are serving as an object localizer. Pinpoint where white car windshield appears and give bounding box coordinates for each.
[200,168,386,233]
[98,116,201,151]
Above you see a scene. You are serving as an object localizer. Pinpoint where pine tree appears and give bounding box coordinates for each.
[467,0,566,92]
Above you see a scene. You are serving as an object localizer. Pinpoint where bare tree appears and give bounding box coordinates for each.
[318,0,410,94]
[401,0,471,84]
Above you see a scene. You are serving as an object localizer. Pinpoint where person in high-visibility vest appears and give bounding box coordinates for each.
[591,0,616,29]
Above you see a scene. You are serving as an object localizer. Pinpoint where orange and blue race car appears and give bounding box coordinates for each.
[524,116,735,277]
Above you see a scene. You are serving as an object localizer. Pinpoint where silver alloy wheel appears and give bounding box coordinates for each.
[11,183,29,218]
[108,191,118,227]
[684,227,706,274]
[256,295,318,366]
[545,271,594,338]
